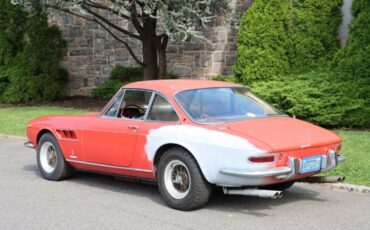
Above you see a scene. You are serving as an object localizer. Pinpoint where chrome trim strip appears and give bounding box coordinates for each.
[24,141,35,149]
[66,159,153,173]
[220,166,292,178]
[143,92,156,121]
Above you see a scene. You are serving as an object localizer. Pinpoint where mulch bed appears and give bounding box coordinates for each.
[0,96,109,112]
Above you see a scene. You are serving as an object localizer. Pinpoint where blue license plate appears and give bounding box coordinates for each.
[300,155,322,173]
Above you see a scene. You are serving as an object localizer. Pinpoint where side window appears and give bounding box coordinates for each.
[147,94,179,122]
[104,90,124,117]
[120,90,152,120]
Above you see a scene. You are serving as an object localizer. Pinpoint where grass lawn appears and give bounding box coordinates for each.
[0,106,89,136]
[323,130,370,186]
[0,106,369,186]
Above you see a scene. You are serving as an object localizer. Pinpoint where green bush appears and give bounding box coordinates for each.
[331,0,370,78]
[213,71,369,128]
[0,2,67,103]
[109,66,144,82]
[250,72,369,128]
[234,0,342,84]
[212,75,236,83]
[91,79,123,101]
[230,0,369,128]
[91,66,144,100]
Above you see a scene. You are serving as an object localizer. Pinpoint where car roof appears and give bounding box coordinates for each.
[124,79,240,95]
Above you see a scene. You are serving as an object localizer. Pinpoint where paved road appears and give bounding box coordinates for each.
[0,138,369,230]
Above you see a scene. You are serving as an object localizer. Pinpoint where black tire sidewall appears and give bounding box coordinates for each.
[37,133,68,181]
[157,148,211,210]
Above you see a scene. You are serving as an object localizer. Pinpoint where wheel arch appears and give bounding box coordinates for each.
[36,129,54,145]
[152,143,211,184]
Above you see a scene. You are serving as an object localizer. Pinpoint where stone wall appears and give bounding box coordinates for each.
[48,0,253,96]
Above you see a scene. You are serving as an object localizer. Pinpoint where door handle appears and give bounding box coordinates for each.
[127,125,140,130]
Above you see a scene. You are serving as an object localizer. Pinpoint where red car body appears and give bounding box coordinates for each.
[25,80,345,209]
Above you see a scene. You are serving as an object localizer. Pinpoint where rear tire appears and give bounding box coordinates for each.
[157,147,212,211]
[260,181,295,191]
[37,133,75,181]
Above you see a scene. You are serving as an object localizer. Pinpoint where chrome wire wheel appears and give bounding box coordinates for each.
[39,141,57,173]
[164,160,191,199]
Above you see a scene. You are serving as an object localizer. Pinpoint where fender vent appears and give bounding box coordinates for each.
[56,129,77,140]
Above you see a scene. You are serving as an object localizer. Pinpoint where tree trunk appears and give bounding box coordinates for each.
[142,18,159,80]
[157,48,166,79]
[158,35,168,79]
[142,36,159,80]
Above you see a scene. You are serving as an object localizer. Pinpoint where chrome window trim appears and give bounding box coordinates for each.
[99,87,181,123]
[98,87,125,117]
[101,88,153,120]
[143,92,156,121]
[66,159,153,173]
[173,86,287,125]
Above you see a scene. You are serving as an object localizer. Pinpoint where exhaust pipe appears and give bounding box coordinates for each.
[223,187,284,199]
[298,176,346,183]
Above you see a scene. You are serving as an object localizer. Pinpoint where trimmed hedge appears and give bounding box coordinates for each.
[214,71,369,128]
[221,0,370,128]
[331,0,370,79]
[251,72,370,128]
[234,0,342,84]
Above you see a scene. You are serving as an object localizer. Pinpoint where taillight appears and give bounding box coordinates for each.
[248,155,275,163]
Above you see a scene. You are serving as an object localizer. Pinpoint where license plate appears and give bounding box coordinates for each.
[300,155,322,173]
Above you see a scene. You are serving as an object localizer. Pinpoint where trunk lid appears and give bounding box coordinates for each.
[226,117,341,152]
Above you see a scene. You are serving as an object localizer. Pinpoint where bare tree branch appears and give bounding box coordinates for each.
[47,6,143,66]
[85,1,130,20]
[82,5,142,40]
[96,20,144,66]
[128,1,143,35]
[47,5,94,21]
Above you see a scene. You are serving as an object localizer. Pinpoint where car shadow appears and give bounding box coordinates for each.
[205,186,324,216]
[22,163,324,215]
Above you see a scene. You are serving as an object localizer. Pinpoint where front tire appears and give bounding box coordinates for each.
[157,147,212,211]
[37,133,75,181]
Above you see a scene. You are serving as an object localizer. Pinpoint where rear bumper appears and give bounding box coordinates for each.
[220,150,345,180]
[221,166,292,178]
[24,141,35,149]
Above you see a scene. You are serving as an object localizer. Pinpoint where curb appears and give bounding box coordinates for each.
[323,183,370,194]
[299,182,370,194]
[0,134,27,141]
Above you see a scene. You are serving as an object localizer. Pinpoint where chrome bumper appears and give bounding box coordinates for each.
[24,141,35,149]
[220,152,345,179]
[221,166,292,178]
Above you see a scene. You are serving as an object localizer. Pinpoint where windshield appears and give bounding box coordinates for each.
[175,87,284,123]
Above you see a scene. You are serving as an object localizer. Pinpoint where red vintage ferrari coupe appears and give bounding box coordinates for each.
[25,80,345,210]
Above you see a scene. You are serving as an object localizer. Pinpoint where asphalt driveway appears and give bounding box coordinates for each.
[0,137,369,229]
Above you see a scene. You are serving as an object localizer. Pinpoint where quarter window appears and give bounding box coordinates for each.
[147,94,179,122]
[104,90,124,117]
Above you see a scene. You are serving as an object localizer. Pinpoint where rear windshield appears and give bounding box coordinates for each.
[175,87,284,123]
